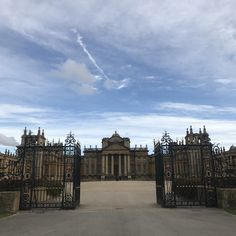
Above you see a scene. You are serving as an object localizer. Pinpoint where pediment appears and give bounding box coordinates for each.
[103,143,129,151]
[109,136,123,143]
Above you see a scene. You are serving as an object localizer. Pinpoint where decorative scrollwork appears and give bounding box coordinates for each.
[212,143,221,155]
[165,170,172,179]
[65,132,76,146]
[65,194,73,202]
[161,131,172,146]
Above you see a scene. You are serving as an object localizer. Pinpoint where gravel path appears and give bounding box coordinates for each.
[0,181,235,236]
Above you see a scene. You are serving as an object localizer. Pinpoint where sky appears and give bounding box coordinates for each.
[0,0,236,153]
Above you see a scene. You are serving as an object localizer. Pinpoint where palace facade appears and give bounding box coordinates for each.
[1,127,235,210]
[0,127,235,182]
[0,150,17,180]
[81,131,155,180]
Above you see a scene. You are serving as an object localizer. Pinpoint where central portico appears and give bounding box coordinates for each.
[101,131,131,179]
[82,131,152,180]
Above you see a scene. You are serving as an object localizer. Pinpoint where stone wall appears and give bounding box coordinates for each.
[0,191,20,213]
[217,188,236,209]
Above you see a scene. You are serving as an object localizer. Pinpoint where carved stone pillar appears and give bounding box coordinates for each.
[101,155,105,180]
[119,154,121,176]
[106,154,108,175]
[111,154,114,175]
[124,154,127,176]
[128,154,131,179]
[127,155,130,173]
[88,159,91,175]
[102,155,105,174]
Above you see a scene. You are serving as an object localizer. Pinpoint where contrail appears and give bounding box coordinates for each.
[77,33,109,80]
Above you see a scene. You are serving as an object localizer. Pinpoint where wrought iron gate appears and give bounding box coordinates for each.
[17,132,81,209]
[155,132,217,207]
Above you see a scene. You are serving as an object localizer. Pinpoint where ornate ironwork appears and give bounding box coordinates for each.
[159,131,173,155]
[155,140,217,207]
[161,131,172,146]
[213,143,236,188]
[212,143,221,154]
[0,133,81,210]
[65,132,76,146]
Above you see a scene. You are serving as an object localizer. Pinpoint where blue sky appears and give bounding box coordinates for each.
[0,0,236,153]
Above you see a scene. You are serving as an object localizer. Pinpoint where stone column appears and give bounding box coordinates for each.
[127,154,131,179]
[102,155,105,174]
[111,154,114,175]
[88,159,91,175]
[101,155,105,180]
[106,154,108,175]
[127,155,130,173]
[124,154,127,176]
[119,154,121,176]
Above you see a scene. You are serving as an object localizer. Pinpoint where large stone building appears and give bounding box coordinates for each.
[1,127,235,209]
[81,131,155,180]
[19,127,75,182]
[1,126,235,183]
[0,150,18,180]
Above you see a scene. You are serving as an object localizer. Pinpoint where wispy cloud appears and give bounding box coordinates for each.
[144,76,155,80]
[76,32,130,91]
[53,59,97,95]
[76,32,110,81]
[0,104,47,118]
[104,78,130,90]
[158,102,236,115]
[1,109,235,151]
[0,1,236,152]
[0,133,18,146]
[1,1,236,94]
[54,112,236,150]
[215,79,233,85]
[0,103,55,129]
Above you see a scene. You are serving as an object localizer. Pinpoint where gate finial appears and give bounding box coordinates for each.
[65,132,76,146]
[161,131,172,145]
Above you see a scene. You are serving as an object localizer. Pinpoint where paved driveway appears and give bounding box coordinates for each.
[0,181,235,236]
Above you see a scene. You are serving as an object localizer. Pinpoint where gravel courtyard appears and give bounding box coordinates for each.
[0,181,235,236]
[80,181,156,210]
